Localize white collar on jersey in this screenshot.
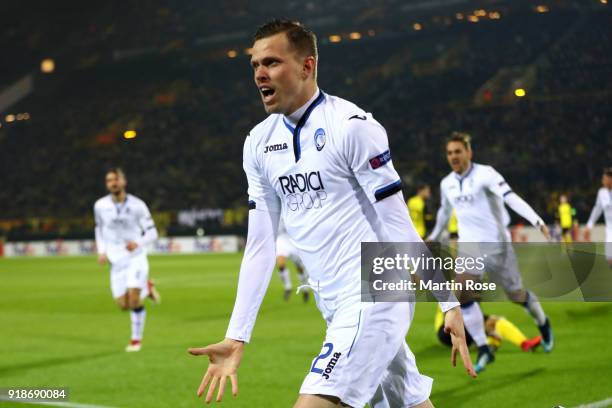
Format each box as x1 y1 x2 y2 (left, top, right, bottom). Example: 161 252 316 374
284 87 320 126
454 162 474 180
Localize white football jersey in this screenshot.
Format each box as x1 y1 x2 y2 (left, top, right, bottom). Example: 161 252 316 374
245 89 401 300
587 187 612 235
438 163 513 242
94 194 156 263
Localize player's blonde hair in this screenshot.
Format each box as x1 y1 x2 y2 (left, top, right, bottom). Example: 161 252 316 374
447 131 472 150
106 167 126 179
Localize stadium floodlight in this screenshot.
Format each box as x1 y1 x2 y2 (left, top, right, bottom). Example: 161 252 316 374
515 88 527 97
41 58 55 73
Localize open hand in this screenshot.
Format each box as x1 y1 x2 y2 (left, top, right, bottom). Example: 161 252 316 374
189 338 244 403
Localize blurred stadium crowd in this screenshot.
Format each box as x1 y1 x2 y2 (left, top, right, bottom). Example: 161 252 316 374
0 0 610 240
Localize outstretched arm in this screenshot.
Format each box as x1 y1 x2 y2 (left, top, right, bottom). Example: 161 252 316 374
483 166 549 240
504 192 550 240
189 132 281 403
189 208 279 402
225 209 280 342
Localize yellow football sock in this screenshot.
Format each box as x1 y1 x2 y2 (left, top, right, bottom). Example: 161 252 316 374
434 307 444 332
495 317 527 347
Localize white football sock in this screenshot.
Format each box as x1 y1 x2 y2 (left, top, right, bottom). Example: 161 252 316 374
524 291 547 326
279 267 292 290
130 307 146 341
461 302 488 347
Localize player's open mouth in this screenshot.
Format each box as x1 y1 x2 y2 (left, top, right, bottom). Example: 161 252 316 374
260 87 276 102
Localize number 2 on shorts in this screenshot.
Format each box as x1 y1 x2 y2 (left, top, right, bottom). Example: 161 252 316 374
310 342 333 374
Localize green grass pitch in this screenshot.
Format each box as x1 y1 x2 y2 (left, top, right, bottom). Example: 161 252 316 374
1 253 611 407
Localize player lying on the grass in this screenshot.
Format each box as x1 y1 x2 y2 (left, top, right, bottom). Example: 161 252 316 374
94 167 160 352
276 218 310 302
189 19 475 408
427 132 553 374
586 167 612 268
434 306 541 352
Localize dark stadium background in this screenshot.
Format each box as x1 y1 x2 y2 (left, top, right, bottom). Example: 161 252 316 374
0 0 610 241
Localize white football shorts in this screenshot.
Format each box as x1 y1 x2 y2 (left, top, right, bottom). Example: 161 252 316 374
300 295 432 407
110 253 149 299
455 242 524 293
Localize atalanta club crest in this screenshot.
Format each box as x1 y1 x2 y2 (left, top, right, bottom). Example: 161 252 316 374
314 128 326 151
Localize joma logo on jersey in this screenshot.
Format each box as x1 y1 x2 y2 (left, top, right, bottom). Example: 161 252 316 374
264 143 288 153
322 352 342 380
279 171 327 211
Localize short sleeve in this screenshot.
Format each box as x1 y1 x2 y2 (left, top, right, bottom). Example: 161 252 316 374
244 135 281 212
483 166 513 198
342 114 402 203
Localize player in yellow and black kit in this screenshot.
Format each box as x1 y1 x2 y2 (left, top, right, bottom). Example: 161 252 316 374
558 194 574 242
448 210 458 240
407 184 431 238
434 306 541 352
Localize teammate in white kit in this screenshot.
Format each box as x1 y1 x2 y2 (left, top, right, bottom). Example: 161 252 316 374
586 167 612 267
189 20 475 407
94 168 160 352
427 132 554 373
276 218 310 301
